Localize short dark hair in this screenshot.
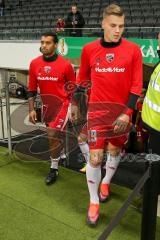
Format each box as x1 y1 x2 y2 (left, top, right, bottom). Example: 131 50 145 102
41 32 58 44
71 3 77 7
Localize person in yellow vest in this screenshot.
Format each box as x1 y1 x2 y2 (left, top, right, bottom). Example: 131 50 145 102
142 33 160 154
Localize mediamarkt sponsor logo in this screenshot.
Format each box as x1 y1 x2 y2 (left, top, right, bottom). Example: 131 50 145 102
95 67 125 72
37 76 58 81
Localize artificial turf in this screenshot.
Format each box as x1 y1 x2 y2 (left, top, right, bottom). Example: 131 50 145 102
0 147 160 240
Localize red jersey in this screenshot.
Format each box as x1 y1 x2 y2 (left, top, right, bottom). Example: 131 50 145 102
28 54 75 101
77 38 143 105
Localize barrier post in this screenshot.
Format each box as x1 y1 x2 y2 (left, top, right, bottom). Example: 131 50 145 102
141 154 160 240
5 70 12 155
0 97 5 138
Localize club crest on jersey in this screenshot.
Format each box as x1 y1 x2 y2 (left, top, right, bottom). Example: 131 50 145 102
106 53 114 63
44 66 51 73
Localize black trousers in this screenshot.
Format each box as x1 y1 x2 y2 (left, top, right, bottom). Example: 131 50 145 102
148 131 160 193
148 131 160 155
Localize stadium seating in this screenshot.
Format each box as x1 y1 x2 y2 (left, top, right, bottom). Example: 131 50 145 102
0 0 159 39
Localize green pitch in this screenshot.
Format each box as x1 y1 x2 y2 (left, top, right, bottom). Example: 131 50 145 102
0 147 159 240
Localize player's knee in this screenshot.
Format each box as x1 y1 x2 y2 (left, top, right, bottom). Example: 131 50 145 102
89 153 103 167
89 159 101 167
107 143 121 156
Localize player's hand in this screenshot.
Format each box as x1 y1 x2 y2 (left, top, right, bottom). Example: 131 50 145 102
113 113 130 134
70 104 79 123
29 110 37 124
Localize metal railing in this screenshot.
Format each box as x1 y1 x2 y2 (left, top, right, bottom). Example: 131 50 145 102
0 27 159 40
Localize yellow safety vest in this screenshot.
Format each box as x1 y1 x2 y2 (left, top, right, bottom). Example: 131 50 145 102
142 63 160 132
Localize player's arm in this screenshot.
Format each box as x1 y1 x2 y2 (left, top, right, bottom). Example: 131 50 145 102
28 62 38 124
71 45 91 123
64 62 78 122
77 45 91 85
114 45 143 133
127 44 143 108
73 45 91 106
65 62 76 85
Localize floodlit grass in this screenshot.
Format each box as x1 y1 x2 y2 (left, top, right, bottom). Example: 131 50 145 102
0 147 159 240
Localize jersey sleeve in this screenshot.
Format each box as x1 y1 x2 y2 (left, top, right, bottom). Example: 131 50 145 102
65 62 76 83
130 44 143 96
28 61 38 93
77 45 91 84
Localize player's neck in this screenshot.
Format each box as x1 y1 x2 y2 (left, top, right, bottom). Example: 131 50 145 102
43 53 58 62
100 38 122 48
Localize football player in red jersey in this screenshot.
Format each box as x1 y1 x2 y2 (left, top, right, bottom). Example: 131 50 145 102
73 4 143 225
28 32 76 185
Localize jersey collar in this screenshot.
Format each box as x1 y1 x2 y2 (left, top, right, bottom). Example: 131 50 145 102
43 53 58 62
100 38 122 48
